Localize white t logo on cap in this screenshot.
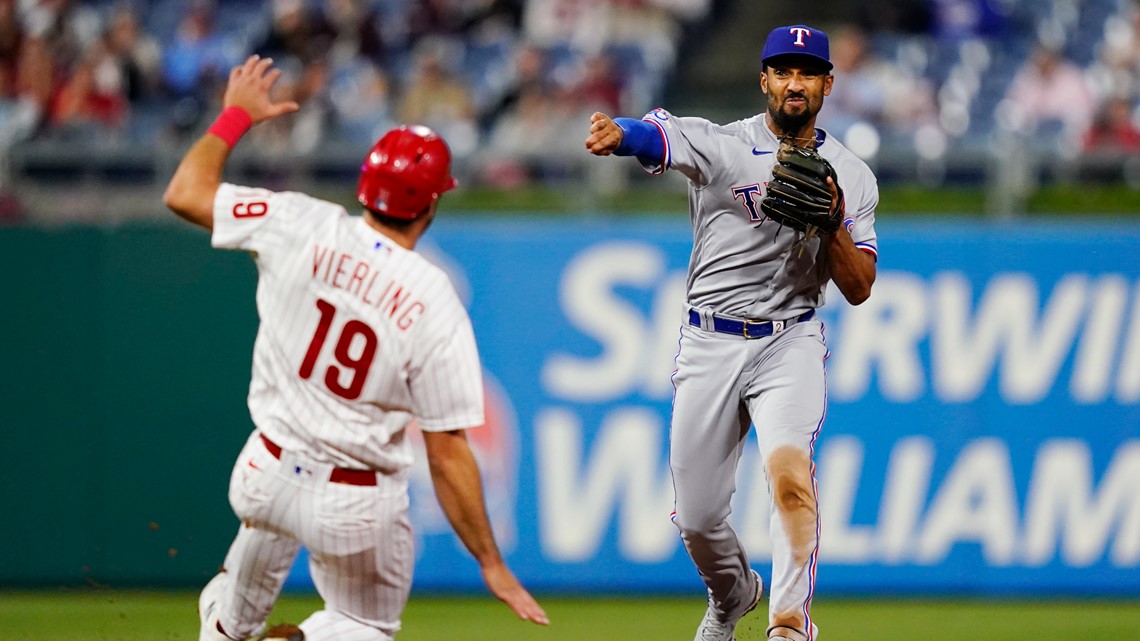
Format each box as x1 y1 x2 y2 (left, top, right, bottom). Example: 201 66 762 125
789 27 811 46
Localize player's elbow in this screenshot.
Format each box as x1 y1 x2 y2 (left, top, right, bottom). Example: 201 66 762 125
162 181 189 216
836 254 876 305
836 271 874 305
842 284 872 306
163 177 215 229
422 430 470 469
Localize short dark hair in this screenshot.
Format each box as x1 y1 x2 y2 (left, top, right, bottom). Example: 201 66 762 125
363 206 427 229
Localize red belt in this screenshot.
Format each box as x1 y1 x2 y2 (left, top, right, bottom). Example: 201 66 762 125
259 433 378 486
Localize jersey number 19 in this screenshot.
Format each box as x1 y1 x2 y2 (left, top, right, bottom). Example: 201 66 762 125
299 298 377 400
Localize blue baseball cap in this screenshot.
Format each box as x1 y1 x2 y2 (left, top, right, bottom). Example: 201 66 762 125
761 25 832 71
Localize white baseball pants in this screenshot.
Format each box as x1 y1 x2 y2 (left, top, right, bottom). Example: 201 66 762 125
203 432 413 641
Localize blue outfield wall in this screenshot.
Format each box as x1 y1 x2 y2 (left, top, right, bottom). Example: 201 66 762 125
1 219 1136 595
280 219 1140 596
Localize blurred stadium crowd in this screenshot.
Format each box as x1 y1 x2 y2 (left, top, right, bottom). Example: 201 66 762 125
0 0 711 190
828 0 1140 171
0 0 1138 220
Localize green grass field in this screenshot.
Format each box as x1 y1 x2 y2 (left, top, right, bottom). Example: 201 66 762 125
4 590 1139 641
306 183 1140 217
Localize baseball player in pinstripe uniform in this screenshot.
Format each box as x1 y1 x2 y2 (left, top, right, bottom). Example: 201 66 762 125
585 25 878 641
164 55 548 641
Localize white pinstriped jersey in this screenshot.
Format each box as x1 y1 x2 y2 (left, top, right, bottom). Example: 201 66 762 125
212 183 484 472
635 109 879 319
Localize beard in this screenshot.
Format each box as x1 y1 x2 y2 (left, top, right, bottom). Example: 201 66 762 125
767 93 815 133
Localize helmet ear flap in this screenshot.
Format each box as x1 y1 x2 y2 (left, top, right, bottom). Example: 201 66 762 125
357 125 457 220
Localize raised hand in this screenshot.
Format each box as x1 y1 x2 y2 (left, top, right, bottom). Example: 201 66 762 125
222 55 300 124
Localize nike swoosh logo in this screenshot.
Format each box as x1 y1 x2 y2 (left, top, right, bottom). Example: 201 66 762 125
752 148 772 155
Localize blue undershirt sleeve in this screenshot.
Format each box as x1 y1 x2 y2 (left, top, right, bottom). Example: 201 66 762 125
614 117 665 167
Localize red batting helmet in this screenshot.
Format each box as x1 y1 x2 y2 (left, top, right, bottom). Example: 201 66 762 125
357 125 458 219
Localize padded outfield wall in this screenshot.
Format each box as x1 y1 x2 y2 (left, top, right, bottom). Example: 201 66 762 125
1 219 1138 596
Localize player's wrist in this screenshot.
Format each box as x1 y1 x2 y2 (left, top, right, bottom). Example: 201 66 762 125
207 106 253 148
612 117 664 162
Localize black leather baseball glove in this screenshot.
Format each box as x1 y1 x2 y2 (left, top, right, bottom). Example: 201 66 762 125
760 142 844 234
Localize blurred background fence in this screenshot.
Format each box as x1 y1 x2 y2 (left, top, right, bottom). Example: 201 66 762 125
3 221 1140 597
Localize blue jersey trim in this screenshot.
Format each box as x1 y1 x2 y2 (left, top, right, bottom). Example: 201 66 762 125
645 117 670 174
854 241 878 258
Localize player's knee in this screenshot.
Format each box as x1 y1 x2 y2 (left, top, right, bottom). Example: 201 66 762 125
766 446 816 516
672 505 729 539
772 480 816 516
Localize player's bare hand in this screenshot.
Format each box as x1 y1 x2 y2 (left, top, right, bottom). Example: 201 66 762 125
222 55 300 124
586 111 623 156
482 562 549 626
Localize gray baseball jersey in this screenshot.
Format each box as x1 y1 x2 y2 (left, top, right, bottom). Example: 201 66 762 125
636 108 878 318
633 108 878 641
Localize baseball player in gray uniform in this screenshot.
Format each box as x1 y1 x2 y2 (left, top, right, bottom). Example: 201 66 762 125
164 56 548 641
585 25 878 641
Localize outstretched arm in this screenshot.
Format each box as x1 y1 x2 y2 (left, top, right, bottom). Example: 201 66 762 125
585 112 665 165
585 111 625 156
422 429 549 626
163 55 300 230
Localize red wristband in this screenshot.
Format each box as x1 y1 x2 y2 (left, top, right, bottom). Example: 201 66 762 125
207 106 253 148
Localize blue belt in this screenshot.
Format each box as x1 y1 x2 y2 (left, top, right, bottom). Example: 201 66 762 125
688 309 815 339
